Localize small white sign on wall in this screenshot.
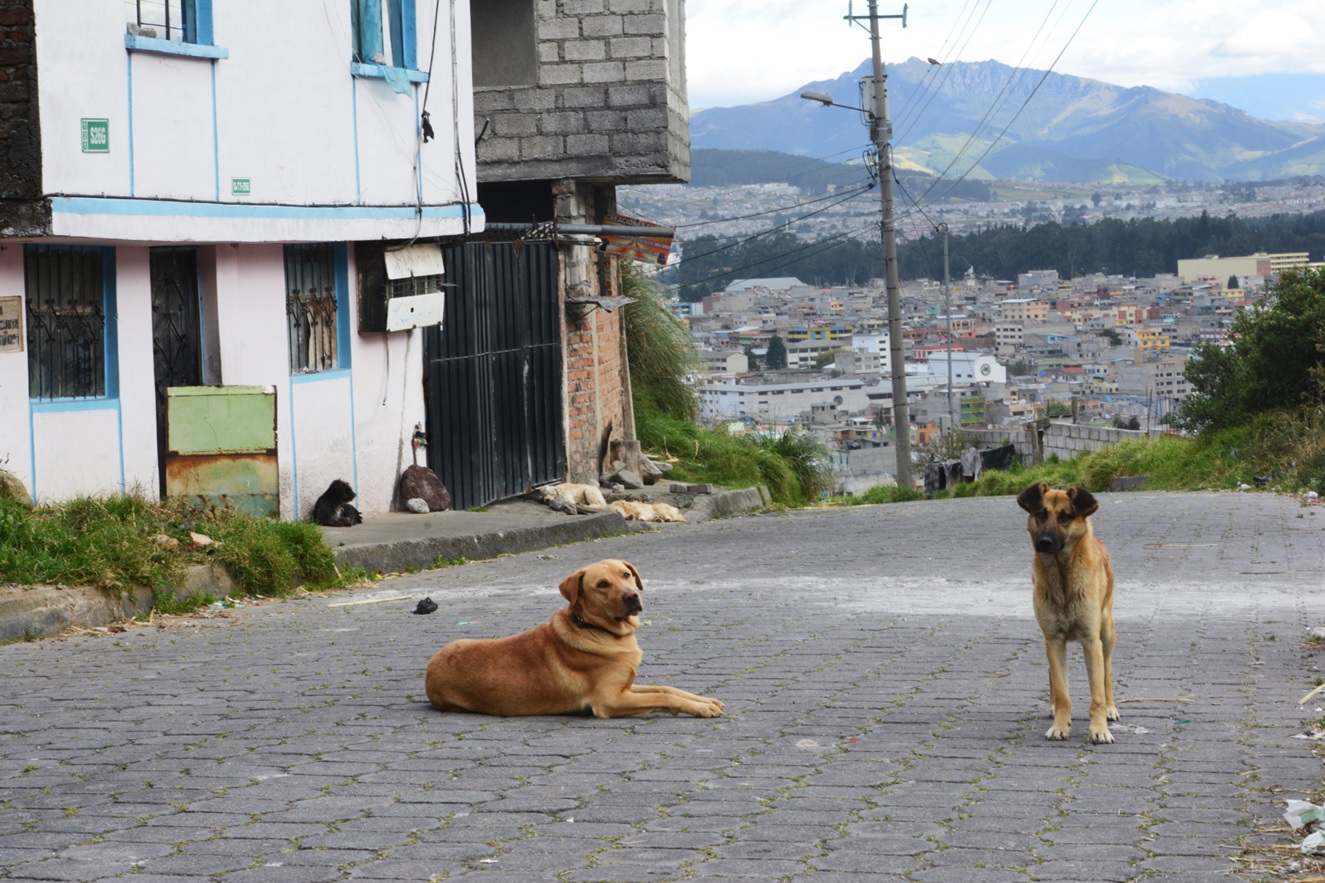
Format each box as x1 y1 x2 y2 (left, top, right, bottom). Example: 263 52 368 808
0 296 24 353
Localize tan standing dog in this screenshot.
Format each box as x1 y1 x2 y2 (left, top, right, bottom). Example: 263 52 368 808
424 559 725 718
1016 483 1119 744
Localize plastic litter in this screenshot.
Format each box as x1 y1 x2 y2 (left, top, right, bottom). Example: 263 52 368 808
1300 830 1325 855
1284 800 1325 830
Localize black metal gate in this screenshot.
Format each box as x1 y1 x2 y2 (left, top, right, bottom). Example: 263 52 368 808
425 241 563 510
150 247 202 499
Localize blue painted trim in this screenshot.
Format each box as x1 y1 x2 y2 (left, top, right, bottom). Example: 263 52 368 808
31 398 120 413
194 0 214 45
115 396 126 492
210 61 220 201
126 53 135 195
351 79 362 204
414 87 424 205
350 62 429 84
334 244 352 370
26 400 36 504
124 34 228 60
289 368 352 385
102 248 120 399
399 0 417 70
50 196 482 222
287 382 298 519
287 369 359 507
348 375 360 497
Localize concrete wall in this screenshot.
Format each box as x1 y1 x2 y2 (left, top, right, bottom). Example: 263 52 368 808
1 243 425 517
11 0 480 242
472 0 689 184
964 423 1164 466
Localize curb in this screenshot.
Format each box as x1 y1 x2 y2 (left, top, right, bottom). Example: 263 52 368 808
0 487 768 645
0 563 234 645
329 509 631 574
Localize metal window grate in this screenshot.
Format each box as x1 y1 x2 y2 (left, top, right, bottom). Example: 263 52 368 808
389 273 443 299
285 244 339 374
26 248 107 400
127 0 189 41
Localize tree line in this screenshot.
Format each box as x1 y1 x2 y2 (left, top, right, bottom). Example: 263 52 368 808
668 209 1325 302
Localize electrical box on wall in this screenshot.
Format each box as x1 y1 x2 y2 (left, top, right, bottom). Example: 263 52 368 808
357 242 446 333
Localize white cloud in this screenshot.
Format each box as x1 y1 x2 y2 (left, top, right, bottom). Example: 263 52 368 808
685 0 1325 109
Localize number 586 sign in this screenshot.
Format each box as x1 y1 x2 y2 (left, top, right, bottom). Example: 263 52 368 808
81 118 109 153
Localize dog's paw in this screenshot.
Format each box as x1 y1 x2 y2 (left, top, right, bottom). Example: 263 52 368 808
1045 724 1071 740
696 697 725 717
1106 706 1120 722
1089 726 1115 744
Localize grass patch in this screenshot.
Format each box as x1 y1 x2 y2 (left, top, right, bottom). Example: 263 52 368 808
0 493 356 599
835 413 1324 506
636 409 834 507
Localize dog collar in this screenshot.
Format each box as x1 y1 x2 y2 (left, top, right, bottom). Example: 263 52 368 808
571 612 616 634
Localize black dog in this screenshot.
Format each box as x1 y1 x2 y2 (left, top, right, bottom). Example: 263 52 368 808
312 479 362 527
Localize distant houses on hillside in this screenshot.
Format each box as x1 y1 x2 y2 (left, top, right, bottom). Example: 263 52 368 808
678 255 1290 489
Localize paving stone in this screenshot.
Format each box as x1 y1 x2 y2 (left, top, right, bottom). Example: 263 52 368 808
0 493 1320 880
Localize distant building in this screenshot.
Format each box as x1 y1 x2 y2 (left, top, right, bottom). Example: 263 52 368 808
699 349 749 375
724 277 807 293
1177 252 1308 283
1018 269 1060 290
698 376 870 421
1001 298 1050 322
925 352 1007 385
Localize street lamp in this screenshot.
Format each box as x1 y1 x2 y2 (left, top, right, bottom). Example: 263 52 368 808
938 222 954 431
799 5 914 489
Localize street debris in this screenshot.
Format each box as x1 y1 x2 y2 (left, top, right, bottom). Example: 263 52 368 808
326 594 412 608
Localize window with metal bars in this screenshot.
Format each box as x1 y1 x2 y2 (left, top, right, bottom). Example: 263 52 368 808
25 247 114 401
285 244 342 374
125 0 210 43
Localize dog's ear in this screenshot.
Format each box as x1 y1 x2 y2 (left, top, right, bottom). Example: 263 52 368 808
558 569 585 604
623 560 643 592
1016 482 1047 513
1067 487 1099 518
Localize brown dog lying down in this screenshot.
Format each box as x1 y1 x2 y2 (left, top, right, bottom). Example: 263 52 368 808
424 559 725 718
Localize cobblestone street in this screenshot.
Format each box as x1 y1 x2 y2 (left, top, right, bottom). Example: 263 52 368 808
2 492 1323 881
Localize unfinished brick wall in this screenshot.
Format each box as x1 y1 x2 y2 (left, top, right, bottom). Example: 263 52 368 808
563 301 627 484
557 179 630 484
0 2 48 235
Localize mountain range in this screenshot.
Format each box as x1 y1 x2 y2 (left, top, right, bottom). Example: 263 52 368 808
688 58 1325 184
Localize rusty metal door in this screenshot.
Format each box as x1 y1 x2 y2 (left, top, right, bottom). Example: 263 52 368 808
424 241 563 510
151 247 202 498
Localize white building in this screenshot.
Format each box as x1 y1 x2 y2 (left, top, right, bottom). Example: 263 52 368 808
924 352 1007 385
698 377 870 422
0 1 480 517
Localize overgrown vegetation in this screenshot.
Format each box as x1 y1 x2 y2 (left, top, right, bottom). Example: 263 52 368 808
1177 267 1325 434
0 494 354 598
622 263 834 507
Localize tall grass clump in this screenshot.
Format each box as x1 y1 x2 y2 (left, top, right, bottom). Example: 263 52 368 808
622 262 832 506
621 260 699 420
0 492 350 598
0 494 182 593
197 507 343 595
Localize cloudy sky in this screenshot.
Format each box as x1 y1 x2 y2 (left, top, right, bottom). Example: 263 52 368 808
684 0 1325 120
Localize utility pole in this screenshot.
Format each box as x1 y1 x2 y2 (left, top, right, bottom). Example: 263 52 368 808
940 222 953 431
853 0 913 488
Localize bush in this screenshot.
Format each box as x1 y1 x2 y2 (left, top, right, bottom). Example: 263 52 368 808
1178 267 1325 433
